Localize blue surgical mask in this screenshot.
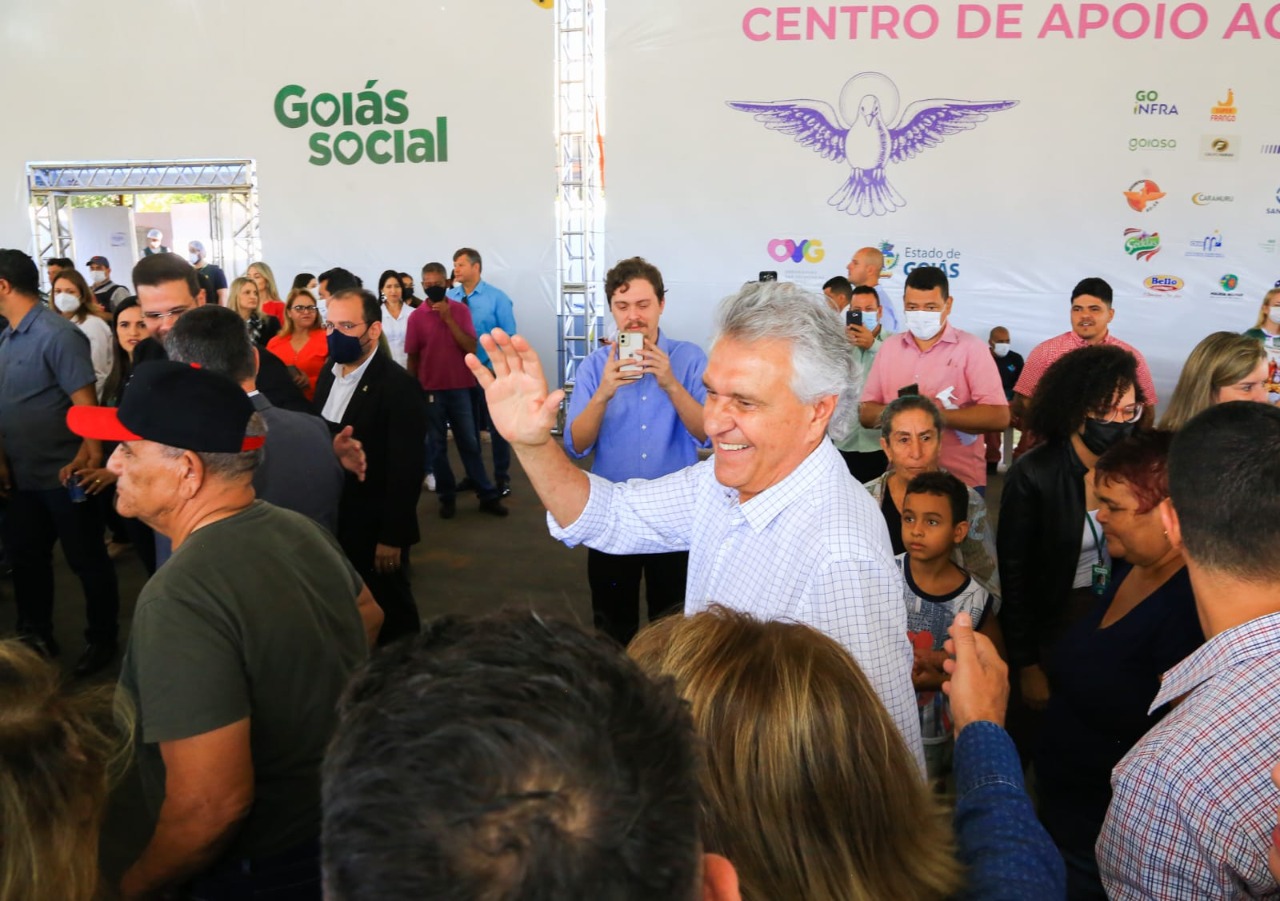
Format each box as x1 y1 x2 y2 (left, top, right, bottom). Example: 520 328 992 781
862 310 879 332
327 329 367 364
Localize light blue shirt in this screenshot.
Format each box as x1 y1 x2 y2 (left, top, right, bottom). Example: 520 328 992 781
448 279 516 367
565 331 708 482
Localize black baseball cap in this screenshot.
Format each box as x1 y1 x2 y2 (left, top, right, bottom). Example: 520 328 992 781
67 361 264 453
86 255 110 268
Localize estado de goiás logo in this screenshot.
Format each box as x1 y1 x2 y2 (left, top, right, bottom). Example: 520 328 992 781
274 81 447 167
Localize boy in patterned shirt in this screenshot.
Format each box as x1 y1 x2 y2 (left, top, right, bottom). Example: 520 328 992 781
899 471 1003 789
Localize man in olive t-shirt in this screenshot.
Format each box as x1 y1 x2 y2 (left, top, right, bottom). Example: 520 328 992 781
68 360 382 900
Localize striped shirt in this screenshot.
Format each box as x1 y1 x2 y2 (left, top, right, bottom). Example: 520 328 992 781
1097 612 1280 899
549 439 925 769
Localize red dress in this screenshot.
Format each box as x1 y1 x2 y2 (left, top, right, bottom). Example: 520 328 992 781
266 329 328 400
261 299 286 326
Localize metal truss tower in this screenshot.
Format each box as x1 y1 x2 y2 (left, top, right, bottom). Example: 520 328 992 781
554 0 606 387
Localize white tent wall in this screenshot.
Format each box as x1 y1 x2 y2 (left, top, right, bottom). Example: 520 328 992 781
606 1 1280 408
0 0 558 368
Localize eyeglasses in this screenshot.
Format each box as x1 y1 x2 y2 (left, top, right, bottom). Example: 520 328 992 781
141 306 193 323
290 305 318 313
324 321 367 335
1089 402 1144 424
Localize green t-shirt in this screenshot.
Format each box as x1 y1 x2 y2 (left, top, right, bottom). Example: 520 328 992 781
119 500 367 860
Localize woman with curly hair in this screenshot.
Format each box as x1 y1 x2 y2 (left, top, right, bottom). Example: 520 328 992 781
997 344 1145 754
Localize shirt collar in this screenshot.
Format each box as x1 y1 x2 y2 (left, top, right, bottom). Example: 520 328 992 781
735 440 837 532
1150 611 1280 711
330 349 378 383
8 301 50 336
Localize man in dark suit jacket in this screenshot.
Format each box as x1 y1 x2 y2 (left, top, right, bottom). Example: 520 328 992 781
315 288 428 645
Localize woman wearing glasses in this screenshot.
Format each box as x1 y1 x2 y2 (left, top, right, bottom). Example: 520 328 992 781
266 287 328 400
997 346 1146 751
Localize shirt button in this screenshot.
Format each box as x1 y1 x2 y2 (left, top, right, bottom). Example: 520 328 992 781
641 453 648 459
641 395 647 401
641 424 647 430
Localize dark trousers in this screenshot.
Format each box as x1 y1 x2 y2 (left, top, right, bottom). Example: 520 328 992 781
344 541 420 647
470 382 511 485
4 488 119 645
426 388 498 502
839 448 888 484
587 549 688 646
186 837 321 900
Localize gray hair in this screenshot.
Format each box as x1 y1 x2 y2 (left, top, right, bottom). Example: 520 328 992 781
712 281 862 443
159 412 266 480
879 395 944 440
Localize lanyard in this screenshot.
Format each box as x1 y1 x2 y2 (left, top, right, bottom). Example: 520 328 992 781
1085 510 1110 595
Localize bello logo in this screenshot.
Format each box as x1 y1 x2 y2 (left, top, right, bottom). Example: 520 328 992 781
1144 275 1184 293
1123 229 1161 261
273 81 447 167
767 239 825 263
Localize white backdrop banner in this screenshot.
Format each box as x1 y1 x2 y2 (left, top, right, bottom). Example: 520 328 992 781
0 0 558 366
606 1 1280 403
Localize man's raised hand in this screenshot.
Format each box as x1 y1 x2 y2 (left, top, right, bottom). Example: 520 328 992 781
466 329 564 448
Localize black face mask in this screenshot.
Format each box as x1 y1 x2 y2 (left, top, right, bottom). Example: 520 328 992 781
425 285 448 303
1081 418 1136 456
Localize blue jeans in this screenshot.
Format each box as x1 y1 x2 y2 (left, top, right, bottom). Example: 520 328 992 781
4 487 120 645
470 382 511 485
425 388 499 502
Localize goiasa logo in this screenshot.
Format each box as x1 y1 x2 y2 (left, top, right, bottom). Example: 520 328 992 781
273 81 448 167
767 239 825 264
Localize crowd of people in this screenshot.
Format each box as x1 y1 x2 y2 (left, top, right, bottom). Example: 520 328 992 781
1 239 1279 901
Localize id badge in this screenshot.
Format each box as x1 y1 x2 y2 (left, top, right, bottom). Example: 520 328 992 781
1091 563 1111 596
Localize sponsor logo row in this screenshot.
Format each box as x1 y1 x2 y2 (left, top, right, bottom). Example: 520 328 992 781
1123 181 1280 215
1129 88 1238 123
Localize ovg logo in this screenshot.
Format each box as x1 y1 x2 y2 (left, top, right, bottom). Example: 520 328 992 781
766 239 825 263
1124 179 1164 212
1133 90 1178 116
1123 229 1161 261
1144 275 1184 293
274 81 448 167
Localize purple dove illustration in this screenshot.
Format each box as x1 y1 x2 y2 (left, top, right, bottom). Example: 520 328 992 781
728 72 1018 217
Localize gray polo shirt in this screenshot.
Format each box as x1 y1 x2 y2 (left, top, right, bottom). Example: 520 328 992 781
0 303 95 490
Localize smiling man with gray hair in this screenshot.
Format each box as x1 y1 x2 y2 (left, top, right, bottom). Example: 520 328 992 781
467 280 922 766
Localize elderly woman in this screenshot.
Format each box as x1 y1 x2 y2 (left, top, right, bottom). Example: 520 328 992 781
228 276 281 347
998 345 1145 737
1160 331 1272 429
51 269 113 396
1035 430 1203 899
266 288 328 399
864 394 998 596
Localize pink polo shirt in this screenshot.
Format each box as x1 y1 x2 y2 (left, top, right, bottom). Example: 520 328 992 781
1013 331 1159 406
404 301 478 391
861 324 1008 488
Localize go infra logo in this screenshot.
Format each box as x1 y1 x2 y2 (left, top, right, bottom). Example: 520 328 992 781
767 238 825 264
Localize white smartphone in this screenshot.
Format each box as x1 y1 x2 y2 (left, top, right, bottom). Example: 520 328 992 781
617 331 644 378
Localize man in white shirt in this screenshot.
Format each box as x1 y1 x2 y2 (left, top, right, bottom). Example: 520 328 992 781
466 281 923 765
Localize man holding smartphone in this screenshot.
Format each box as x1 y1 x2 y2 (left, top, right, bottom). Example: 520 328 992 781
829 283 892 482
564 257 709 644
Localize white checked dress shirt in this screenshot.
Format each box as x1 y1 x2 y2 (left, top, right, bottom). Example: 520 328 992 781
550 439 924 767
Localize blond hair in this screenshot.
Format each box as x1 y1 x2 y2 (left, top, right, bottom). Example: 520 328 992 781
1159 331 1267 430
629 608 962 901
1252 287 1280 330
227 276 260 321
246 261 282 304
0 641 133 901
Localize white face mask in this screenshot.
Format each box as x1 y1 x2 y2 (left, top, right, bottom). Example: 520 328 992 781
1269 306 1280 325
993 342 1011 357
88 269 106 285
188 253 201 265
905 310 943 341
53 292 81 313
862 310 879 332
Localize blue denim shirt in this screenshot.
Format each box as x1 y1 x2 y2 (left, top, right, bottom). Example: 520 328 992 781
0 303 95 490
953 721 1066 899
448 279 516 367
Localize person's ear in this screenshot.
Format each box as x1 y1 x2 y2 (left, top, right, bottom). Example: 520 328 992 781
177 450 205 497
1158 498 1182 551
702 853 741 901
810 394 837 437
954 520 970 544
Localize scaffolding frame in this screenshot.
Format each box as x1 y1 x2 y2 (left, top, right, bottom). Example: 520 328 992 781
554 0 606 387
27 159 261 281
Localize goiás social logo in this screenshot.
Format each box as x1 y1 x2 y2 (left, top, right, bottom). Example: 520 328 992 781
274 81 447 167
1143 275 1184 293
767 239 825 264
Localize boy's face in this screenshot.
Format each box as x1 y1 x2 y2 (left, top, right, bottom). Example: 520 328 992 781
901 491 968 561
